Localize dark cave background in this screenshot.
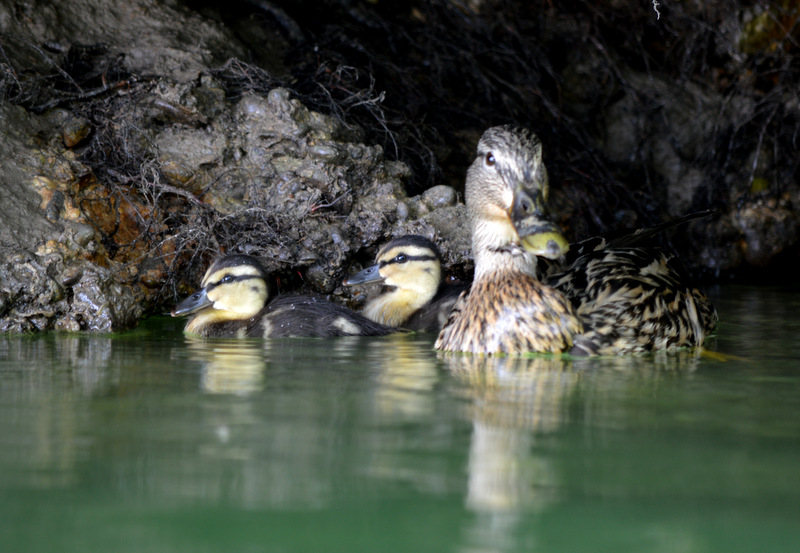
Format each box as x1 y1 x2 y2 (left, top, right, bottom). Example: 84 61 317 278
182 0 800 281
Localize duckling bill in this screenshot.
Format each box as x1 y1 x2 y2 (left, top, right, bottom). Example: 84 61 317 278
540 213 719 356
172 254 397 338
343 235 467 332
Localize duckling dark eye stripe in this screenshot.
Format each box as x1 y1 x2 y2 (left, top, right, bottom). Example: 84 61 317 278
379 254 437 268
209 274 259 289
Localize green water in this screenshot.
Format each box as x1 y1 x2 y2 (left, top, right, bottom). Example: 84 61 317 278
1 284 799 553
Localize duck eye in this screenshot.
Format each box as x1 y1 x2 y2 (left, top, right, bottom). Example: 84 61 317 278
395 254 408 263
485 152 495 167
220 274 234 284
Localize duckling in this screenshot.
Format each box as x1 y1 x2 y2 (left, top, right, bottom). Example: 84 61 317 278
343 235 468 332
172 254 397 338
434 125 717 356
543 211 719 356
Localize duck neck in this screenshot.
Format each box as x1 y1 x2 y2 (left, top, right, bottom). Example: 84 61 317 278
470 218 539 281
185 309 249 336
364 285 436 327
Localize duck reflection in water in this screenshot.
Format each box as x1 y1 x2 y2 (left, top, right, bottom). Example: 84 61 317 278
446 349 706 553
184 337 266 395
445 355 578 514
367 333 441 421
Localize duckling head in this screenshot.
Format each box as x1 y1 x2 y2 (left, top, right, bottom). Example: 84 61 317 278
172 254 269 334
466 125 569 277
343 235 442 327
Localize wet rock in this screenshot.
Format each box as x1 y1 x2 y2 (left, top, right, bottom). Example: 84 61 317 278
59 264 85 288
0 0 248 83
60 267 145 332
735 203 800 267
0 0 251 333
148 83 428 300
598 70 736 218
61 114 92 148
421 185 458 210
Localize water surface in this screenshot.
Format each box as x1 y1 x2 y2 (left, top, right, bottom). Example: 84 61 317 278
1 284 799 552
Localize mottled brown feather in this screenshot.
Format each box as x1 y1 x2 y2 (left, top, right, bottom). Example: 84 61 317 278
435 271 582 354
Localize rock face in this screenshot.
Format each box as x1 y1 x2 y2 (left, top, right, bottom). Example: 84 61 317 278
0 100 144 332
1 0 798 332
0 75 469 331
0 0 469 332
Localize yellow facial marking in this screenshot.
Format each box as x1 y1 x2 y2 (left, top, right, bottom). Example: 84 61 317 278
202 264 268 319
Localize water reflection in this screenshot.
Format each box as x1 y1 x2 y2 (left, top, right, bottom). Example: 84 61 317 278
443 355 574 510
185 337 266 394
443 348 712 553
573 348 705 373
440 355 576 553
0 333 117 490
369 334 439 420
3 286 800 553
0 333 115 397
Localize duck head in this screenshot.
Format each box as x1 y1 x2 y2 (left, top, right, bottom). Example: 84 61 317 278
343 235 443 325
344 235 442 294
172 254 269 334
466 125 568 274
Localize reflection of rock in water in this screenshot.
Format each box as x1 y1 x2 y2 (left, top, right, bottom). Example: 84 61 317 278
0 333 116 489
185 337 266 395
443 355 578 552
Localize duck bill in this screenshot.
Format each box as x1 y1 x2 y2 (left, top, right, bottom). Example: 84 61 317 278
510 187 569 260
517 218 570 259
171 287 213 317
343 264 384 286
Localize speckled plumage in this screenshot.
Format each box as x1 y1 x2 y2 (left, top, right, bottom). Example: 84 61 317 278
437 270 582 354
545 227 719 355
435 125 717 356
172 254 396 338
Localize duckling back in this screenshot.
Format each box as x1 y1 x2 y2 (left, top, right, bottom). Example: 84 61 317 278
258 294 397 338
403 283 466 333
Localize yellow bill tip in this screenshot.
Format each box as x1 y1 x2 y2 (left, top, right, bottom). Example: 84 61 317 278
521 231 569 259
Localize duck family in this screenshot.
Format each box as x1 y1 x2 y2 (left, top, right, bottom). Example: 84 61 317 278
173 125 717 355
